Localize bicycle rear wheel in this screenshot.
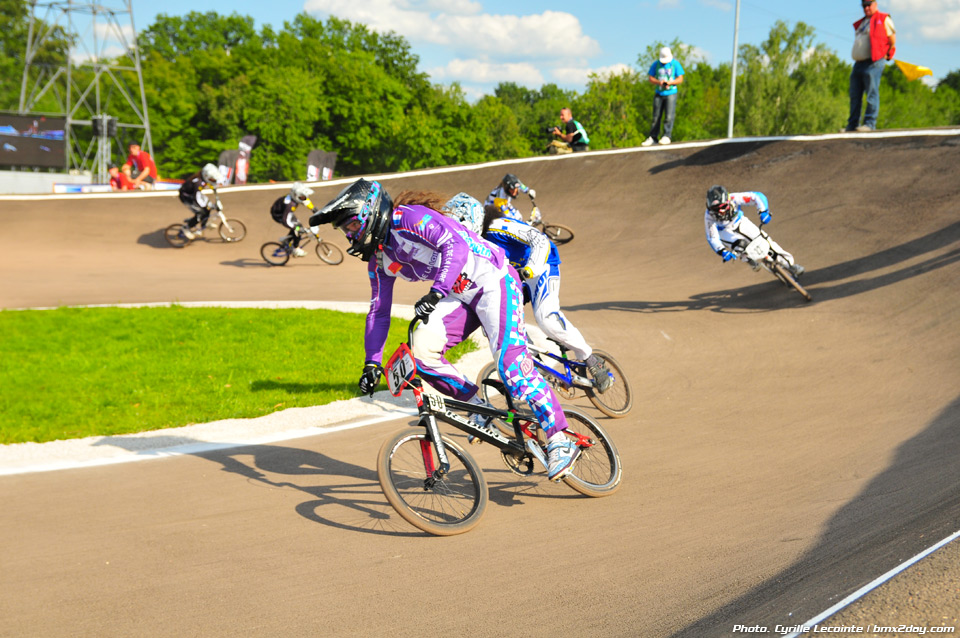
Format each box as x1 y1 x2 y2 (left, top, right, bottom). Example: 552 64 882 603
560 407 622 497
164 224 189 248
584 349 634 418
260 242 290 266
542 223 574 245
377 428 488 536
316 240 344 265
772 263 812 302
218 218 246 242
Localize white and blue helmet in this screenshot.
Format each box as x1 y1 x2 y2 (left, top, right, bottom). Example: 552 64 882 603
442 192 485 235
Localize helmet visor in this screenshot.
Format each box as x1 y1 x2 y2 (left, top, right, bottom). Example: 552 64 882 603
709 201 732 217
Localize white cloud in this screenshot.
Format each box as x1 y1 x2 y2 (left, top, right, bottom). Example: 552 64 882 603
700 0 732 10
302 1 600 60
94 22 135 45
657 0 681 7
428 58 545 87
552 63 634 86
888 0 960 41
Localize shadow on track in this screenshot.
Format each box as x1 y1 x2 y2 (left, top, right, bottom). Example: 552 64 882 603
649 140 777 175
567 220 960 314
669 394 960 636
93 435 423 537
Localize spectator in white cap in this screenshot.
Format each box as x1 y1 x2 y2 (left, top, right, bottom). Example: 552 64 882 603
641 46 685 147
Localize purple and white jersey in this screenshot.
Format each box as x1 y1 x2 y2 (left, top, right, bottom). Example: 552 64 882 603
364 204 506 363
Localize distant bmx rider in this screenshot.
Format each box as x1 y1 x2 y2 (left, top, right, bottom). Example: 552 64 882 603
705 185 804 277
177 163 222 239
270 183 318 257
485 173 540 224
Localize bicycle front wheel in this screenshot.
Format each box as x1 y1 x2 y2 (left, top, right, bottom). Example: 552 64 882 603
584 349 634 418
377 428 488 536
218 218 246 242
260 242 290 266
542 223 574 245
164 224 189 248
316 240 344 265
772 263 812 302
560 407 622 497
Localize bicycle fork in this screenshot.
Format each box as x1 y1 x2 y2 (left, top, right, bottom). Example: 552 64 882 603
418 412 451 489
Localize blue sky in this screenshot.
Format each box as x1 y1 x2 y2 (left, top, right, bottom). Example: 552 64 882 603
120 0 956 97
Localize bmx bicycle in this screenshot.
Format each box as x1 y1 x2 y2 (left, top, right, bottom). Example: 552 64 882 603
730 224 811 302
376 319 622 535
260 228 344 266
164 197 246 248
476 336 633 419
529 198 574 245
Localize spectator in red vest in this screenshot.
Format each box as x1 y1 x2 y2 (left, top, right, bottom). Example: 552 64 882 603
108 165 134 191
126 143 157 189
845 0 896 133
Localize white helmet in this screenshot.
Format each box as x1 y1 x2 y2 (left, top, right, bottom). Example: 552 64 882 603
442 192 484 235
201 163 221 184
290 182 314 203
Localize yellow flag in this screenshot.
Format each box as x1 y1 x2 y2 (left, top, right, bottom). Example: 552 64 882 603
895 60 933 82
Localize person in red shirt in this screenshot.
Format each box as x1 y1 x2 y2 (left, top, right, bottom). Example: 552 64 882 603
126 143 157 189
108 165 134 191
845 0 896 132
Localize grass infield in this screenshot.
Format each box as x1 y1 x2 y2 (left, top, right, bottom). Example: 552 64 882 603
0 306 478 445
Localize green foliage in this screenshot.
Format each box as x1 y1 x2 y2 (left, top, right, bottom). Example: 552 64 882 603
1 2 958 178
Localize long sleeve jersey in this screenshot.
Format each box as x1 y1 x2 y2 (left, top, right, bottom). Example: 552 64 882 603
483 217 560 280
704 191 769 254
485 180 531 207
364 204 506 363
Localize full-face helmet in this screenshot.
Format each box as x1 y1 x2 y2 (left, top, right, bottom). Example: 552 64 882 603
706 185 734 221
502 173 521 197
441 192 484 235
313 179 393 261
290 182 314 204
201 163 222 185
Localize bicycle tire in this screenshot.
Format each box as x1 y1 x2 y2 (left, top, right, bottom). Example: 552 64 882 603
218 218 246 242
560 407 622 497
583 349 634 418
164 224 190 248
377 428 488 536
772 263 812 302
260 242 290 266
542 223 574 245
316 240 344 265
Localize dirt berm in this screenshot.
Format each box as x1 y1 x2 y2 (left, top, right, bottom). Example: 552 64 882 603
1 132 958 637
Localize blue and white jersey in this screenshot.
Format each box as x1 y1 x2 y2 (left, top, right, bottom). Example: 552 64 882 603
484 216 560 278
704 191 769 254
485 179 531 207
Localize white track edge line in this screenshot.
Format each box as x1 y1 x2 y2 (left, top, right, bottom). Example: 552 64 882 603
3 128 958 201
0 410 418 477
783 528 960 637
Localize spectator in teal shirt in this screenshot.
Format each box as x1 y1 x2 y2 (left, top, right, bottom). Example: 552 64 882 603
642 47 685 147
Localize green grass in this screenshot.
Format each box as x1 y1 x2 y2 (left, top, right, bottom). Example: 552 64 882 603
0 306 478 445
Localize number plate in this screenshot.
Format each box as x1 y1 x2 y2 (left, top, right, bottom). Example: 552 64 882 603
385 344 416 396
427 394 446 412
743 235 770 261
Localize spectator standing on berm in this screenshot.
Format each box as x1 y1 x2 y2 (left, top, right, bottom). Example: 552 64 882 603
846 0 896 133
642 46 685 147
551 108 590 152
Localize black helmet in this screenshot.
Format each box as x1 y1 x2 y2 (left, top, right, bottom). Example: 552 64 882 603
706 185 733 220
311 179 393 261
502 173 521 194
